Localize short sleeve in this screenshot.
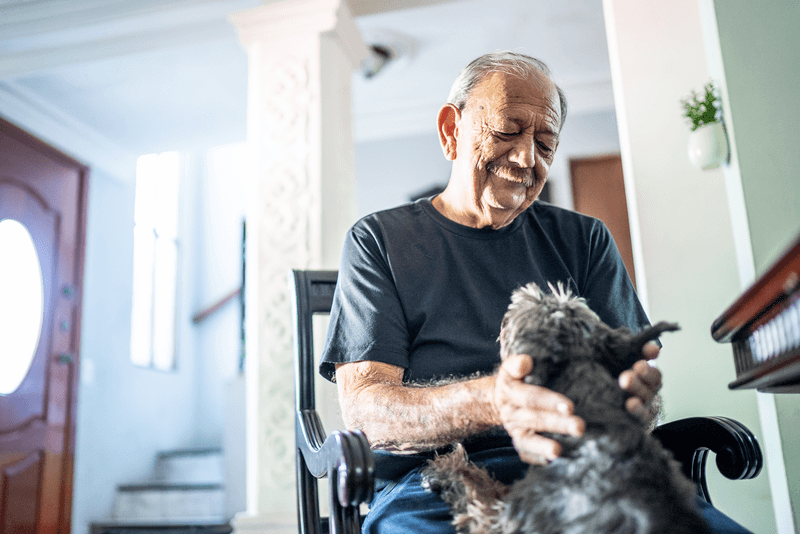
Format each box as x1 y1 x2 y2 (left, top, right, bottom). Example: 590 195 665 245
319 222 412 382
581 221 652 334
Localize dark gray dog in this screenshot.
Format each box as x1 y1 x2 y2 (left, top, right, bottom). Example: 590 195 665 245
421 282 710 534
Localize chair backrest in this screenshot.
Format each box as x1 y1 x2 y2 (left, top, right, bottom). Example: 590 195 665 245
291 270 338 418
290 270 373 534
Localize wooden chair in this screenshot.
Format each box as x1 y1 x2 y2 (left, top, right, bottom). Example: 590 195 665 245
652 416 762 504
290 270 373 534
289 269 763 533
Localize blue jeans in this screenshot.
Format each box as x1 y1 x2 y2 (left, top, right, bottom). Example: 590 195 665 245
363 447 752 534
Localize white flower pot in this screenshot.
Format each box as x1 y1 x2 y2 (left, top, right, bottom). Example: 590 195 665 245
688 122 729 170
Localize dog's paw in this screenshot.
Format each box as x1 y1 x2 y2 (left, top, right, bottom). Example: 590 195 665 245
421 443 469 493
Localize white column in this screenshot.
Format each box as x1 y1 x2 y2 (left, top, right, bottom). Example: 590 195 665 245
229 1 365 531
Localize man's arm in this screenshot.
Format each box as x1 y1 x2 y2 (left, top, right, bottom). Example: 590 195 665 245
335 361 498 454
335 358 585 462
336 343 663 464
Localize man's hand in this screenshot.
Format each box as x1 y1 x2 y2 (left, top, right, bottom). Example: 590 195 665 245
494 354 585 465
618 341 662 424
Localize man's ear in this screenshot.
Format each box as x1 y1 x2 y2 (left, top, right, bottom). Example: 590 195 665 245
437 104 460 161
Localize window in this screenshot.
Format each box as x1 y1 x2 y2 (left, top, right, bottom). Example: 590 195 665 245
130 152 180 371
0 219 44 394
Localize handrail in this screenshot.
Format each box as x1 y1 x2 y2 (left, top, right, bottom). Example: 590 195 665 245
191 287 241 324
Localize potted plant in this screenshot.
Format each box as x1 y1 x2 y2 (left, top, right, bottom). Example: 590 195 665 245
681 82 729 170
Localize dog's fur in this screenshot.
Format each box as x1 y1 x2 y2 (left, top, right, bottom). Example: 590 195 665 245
421 283 710 534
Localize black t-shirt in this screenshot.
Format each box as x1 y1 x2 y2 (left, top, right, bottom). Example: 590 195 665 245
320 198 651 482
321 198 649 381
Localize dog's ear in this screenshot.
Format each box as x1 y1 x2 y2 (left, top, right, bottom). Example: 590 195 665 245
637 321 680 343
594 327 639 377
594 322 680 377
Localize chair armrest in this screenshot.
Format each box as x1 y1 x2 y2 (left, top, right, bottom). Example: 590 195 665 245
652 416 763 504
296 409 375 508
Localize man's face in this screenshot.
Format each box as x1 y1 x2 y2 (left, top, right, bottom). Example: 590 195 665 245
451 71 561 224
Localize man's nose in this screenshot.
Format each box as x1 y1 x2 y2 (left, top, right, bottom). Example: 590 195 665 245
507 137 535 168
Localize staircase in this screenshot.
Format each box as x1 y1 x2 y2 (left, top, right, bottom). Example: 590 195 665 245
91 449 232 534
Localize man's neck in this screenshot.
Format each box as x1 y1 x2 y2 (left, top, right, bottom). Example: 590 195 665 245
432 188 521 230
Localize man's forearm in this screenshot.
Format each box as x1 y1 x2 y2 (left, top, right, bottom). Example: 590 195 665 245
336 364 500 453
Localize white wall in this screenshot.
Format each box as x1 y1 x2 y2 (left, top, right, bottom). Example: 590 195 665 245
603 0 774 531
355 131 450 218
186 144 248 447
186 144 249 519
73 163 201 533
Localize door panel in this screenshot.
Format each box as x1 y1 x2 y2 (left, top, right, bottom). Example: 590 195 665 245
2 450 43 534
0 118 88 534
570 154 637 289
0 182 57 434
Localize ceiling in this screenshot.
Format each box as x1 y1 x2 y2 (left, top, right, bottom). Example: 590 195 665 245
0 0 614 157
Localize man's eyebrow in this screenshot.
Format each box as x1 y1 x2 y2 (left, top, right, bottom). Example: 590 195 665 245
539 126 559 137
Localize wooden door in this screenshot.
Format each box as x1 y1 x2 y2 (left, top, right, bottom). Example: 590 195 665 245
570 155 636 289
0 118 88 534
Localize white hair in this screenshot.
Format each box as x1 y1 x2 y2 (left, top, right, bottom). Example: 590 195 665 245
447 51 568 132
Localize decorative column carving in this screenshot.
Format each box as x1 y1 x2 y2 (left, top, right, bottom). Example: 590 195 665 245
229 1 365 531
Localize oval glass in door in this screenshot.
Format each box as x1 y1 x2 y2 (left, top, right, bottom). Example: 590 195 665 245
0 218 44 395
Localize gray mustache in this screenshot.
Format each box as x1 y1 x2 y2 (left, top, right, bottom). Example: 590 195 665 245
486 162 534 185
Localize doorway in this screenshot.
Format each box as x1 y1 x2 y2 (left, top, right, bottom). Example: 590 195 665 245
0 118 88 534
570 154 636 289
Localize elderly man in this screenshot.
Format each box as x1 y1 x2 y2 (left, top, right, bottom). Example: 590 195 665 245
320 52 750 534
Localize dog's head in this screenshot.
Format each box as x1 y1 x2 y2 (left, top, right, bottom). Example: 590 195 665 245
499 282 603 364
499 282 679 389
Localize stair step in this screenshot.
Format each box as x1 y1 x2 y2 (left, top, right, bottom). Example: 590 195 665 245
91 523 232 534
153 448 224 485
112 483 225 524
118 483 223 492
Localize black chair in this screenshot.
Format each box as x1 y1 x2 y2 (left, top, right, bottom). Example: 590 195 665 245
290 270 373 534
290 269 763 533
651 416 762 504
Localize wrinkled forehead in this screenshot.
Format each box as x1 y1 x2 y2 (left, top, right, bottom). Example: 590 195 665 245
465 70 561 124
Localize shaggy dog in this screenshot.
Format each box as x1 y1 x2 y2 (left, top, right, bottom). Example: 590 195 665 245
421 283 710 534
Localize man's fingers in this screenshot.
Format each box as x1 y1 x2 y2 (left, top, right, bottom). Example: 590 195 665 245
621 362 663 424
619 371 652 404
503 407 585 437
642 341 660 361
619 361 662 402
496 354 586 462
626 396 660 423
625 397 646 419
501 353 533 379
634 360 662 389
498 357 576 414
499 379 576 416
511 430 562 464
624 360 662 389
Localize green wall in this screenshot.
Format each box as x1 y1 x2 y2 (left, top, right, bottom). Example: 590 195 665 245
713 0 800 529
714 1 800 270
